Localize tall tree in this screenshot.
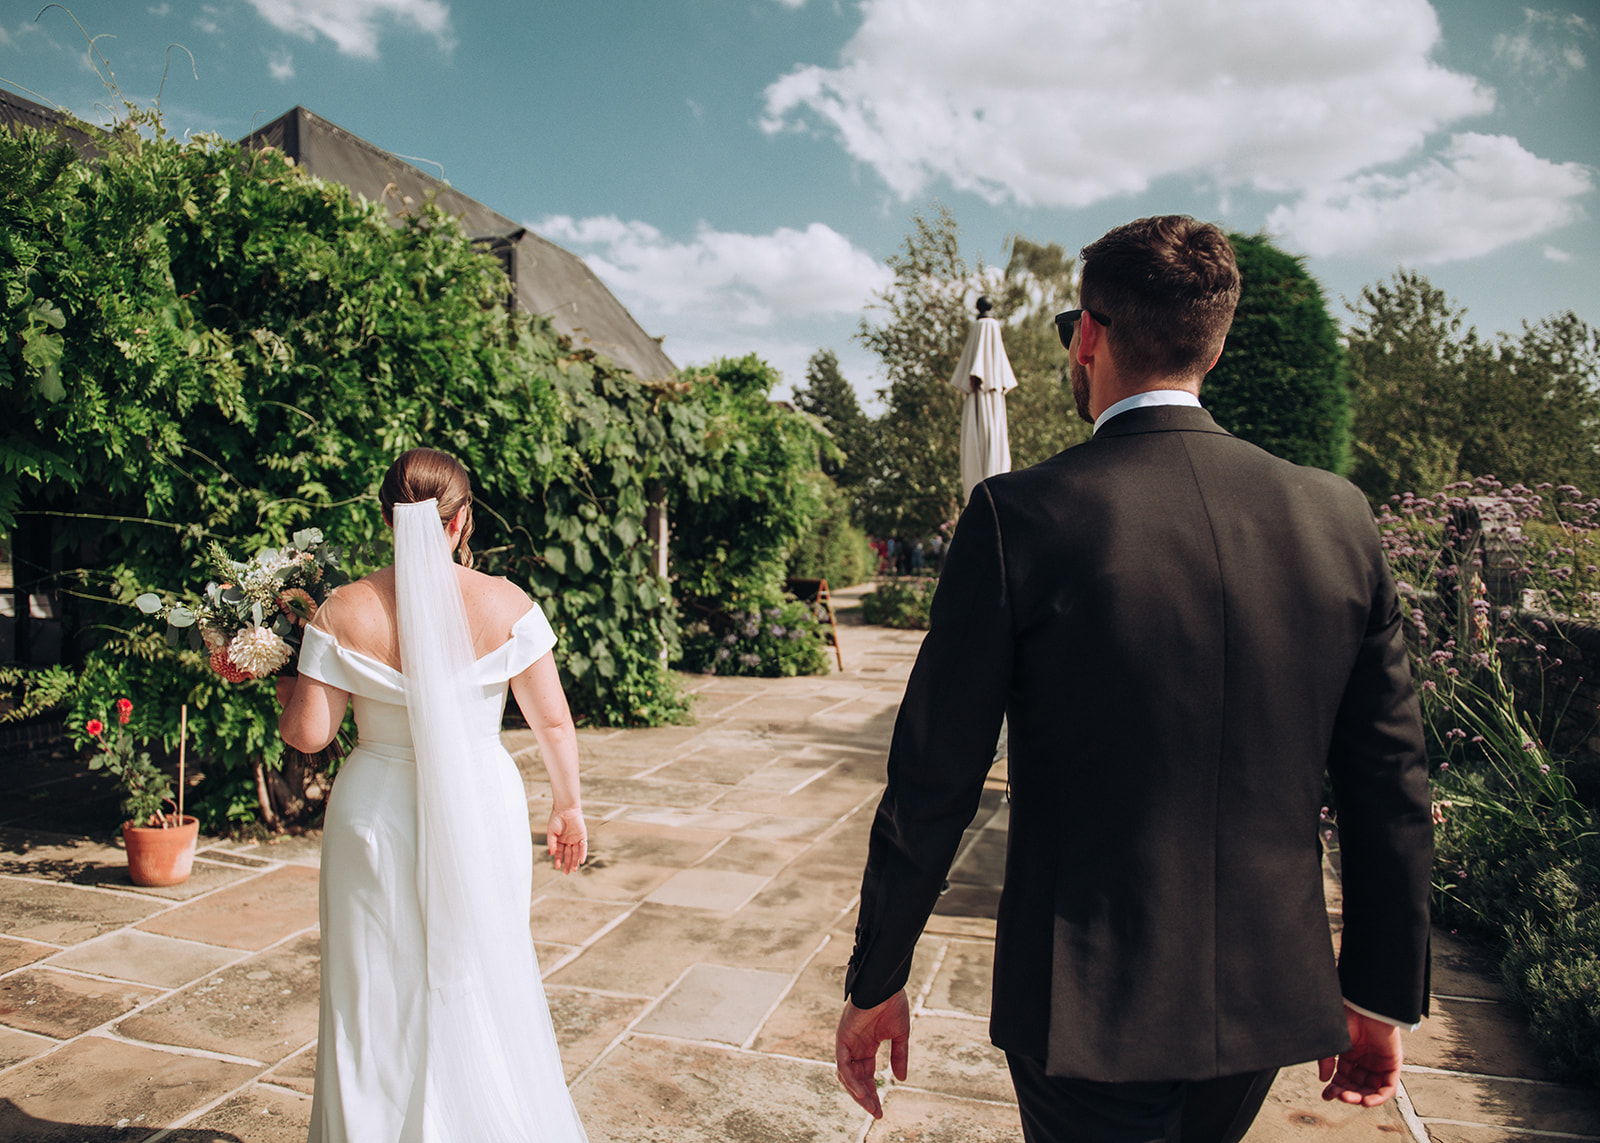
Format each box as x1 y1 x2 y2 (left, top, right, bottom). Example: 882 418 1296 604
856 205 970 537
1205 233 1350 473
990 235 1090 468
793 348 872 493
1346 271 1600 501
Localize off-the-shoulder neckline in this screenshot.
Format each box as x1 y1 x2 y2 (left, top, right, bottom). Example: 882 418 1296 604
305 605 542 678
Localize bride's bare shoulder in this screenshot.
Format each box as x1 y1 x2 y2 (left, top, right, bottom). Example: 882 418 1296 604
312 569 396 649
456 567 533 631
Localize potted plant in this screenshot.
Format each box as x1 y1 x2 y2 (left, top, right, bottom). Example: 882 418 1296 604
84 697 197 887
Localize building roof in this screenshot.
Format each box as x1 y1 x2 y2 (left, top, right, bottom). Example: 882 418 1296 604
0 93 676 382
0 88 106 159
242 106 676 382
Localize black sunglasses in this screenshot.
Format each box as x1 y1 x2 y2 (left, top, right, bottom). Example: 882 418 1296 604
1054 308 1112 349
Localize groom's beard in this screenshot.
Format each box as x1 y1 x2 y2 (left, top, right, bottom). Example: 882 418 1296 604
1071 358 1092 424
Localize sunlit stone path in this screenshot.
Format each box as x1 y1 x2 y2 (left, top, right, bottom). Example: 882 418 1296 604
0 585 1591 1141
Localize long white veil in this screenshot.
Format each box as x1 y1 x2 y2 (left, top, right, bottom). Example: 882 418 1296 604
393 500 586 1141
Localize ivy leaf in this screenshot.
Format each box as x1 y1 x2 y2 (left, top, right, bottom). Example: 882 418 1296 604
20 326 65 402
543 546 567 576
31 299 65 329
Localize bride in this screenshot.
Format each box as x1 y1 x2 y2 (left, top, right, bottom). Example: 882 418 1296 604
278 448 589 1141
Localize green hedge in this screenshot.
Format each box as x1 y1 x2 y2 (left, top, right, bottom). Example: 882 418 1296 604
2 111 831 828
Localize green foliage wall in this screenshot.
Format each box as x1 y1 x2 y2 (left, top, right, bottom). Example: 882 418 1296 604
2 117 834 826
1205 233 1350 473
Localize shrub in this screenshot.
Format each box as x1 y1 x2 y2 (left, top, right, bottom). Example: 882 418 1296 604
787 477 876 590
1380 476 1600 1088
678 596 830 678
860 578 937 629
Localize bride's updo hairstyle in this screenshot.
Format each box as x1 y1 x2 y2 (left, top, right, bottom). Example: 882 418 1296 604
379 448 476 569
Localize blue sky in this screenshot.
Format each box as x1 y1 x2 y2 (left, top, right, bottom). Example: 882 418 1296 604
4 0 1597 410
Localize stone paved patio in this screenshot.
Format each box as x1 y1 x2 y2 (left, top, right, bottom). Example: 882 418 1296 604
0 584 1594 1141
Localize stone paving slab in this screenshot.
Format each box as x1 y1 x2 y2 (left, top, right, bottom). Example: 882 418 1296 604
643 867 770 912
136 867 319 951
0 879 162 945
750 936 852 1063
263 1043 316 1097
698 835 805 876
871 1087 1024 1142
528 895 631 946
0 968 162 1039
923 937 996 1017
1408 997 1552 1080
0 936 53 974
0 1035 258 1136
0 1026 55 1071
546 987 651 1083
1430 931 1508 1002
183 1082 311 1142
1403 1070 1600 1136
46 930 241 990
547 903 822 996
634 963 792 1046
900 1013 1015 1104
1248 1062 1410 1139
570 1035 867 1143
116 932 320 1065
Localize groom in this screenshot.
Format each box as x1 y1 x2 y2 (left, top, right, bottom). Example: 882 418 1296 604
836 216 1432 1142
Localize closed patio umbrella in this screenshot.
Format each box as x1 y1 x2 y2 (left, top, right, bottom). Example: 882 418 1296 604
949 296 1018 504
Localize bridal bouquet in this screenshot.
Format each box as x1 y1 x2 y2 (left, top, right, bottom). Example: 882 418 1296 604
136 528 356 682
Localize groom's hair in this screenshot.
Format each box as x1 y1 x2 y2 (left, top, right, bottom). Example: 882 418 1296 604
1079 215 1240 383
380 448 476 569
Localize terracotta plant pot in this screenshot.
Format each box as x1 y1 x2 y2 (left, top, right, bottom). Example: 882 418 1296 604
123 815 199 887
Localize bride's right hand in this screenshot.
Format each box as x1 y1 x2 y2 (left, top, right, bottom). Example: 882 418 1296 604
546 807 587 875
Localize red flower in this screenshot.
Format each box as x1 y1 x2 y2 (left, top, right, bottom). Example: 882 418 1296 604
208 647 254 683
116 697 133 725
86 719 105 737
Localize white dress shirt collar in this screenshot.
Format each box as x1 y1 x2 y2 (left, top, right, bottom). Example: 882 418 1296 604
1093 389 1202 435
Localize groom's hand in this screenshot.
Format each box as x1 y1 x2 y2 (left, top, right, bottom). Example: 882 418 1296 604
1319 1007 1404 1106
835 990 910 1119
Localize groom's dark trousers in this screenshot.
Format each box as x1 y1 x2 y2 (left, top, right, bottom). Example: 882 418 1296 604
844 407 1432 1140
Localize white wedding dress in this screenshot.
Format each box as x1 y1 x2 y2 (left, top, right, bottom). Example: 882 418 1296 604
297 511 586 1142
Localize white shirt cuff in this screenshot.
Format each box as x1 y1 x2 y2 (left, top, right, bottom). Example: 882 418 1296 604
1344 998 1421 1032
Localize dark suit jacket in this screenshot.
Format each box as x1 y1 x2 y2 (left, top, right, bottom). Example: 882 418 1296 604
845 406 1432 1082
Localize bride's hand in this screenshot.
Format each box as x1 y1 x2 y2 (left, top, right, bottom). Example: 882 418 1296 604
546 807 587 875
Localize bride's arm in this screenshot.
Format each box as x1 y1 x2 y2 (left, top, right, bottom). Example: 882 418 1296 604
510 652 586 874
278 672 349 753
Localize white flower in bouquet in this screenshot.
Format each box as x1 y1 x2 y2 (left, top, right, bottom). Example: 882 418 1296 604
201 625 228 651
229 625 293 676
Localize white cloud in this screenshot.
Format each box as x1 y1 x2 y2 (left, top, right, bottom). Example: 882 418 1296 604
532 215 893 327
268 49 295 81
761 0 1493 209
1544 245 1575 263
1494 9 1593 79
245 0 452 59
1266 133 1594 263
